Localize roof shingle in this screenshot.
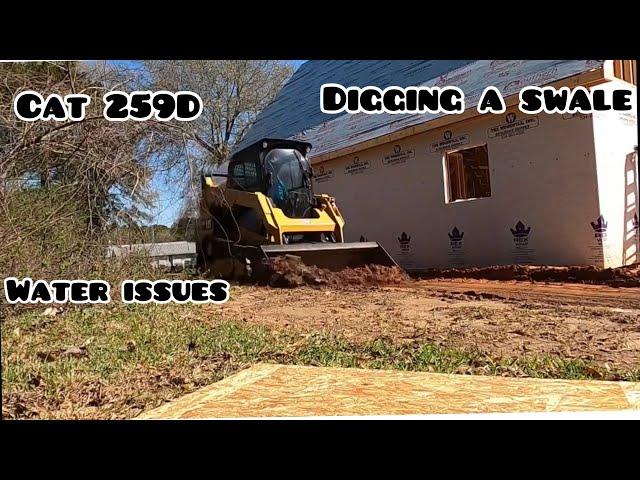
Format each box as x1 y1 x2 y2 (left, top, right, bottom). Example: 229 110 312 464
236 60 604 159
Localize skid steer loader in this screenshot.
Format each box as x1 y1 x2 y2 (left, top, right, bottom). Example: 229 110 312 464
196 138 397 279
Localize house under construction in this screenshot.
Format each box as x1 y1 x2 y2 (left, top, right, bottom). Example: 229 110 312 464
237 60 638 270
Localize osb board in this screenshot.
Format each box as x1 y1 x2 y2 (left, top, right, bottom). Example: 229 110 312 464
138 365 640 419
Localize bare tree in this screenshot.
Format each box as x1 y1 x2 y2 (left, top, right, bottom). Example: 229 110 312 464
0 60 293 242
143 60 294 165
140 60 294 226
0 61 159 232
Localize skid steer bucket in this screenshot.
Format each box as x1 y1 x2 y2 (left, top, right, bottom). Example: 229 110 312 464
259 242 398 271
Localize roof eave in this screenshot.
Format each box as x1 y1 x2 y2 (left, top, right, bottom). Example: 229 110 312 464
310 66 610 166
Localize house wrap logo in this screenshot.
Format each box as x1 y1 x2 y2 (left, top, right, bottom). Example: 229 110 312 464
398 232 411 253
587 214 608 264
430 130 470 152
383 144 415 166
562 112 592 121
448 227 464 250
510 220 531 247
510 220 535 264
590 214 608 244
344 155 370 175
447 226 466 266
488 112 539 139
313 164 335 183
617 111 637 127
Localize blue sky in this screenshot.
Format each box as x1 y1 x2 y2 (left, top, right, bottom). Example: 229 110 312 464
105 60 306 226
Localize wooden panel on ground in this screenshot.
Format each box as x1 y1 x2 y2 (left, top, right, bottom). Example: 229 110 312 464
138 364 640 419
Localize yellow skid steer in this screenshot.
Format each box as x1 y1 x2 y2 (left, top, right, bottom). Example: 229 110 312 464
196 138 396 279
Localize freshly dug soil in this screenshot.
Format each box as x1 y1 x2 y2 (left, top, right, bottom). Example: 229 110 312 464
260 256 639 288
216 279 640 370
415 263 640 287
262 255 410 288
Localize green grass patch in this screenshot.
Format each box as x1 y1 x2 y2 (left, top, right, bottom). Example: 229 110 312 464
2 303 638 419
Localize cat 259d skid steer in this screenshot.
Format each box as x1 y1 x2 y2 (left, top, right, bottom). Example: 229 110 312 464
196 138 397 279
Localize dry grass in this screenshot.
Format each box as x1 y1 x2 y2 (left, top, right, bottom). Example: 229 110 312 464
3 293 638 419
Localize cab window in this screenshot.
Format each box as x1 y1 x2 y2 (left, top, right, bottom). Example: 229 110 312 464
229 161 260 191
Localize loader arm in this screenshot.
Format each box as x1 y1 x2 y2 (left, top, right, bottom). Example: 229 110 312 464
197 139 398 277
220 187 344 245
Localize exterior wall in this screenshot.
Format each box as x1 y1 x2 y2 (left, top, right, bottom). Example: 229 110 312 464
312 106 604 269
591 80 639 267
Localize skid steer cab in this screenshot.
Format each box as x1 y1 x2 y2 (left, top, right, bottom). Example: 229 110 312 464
197 138 397 279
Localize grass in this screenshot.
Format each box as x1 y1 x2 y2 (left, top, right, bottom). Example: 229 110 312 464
2 303 639 419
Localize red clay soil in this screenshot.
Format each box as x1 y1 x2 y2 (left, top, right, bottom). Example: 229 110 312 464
217 280 640 368
415 263 640 288
262 255 410 288
261 255 640 289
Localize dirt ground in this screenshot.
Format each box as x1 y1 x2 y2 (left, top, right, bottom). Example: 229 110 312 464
3 266 639 419
215 278 640 369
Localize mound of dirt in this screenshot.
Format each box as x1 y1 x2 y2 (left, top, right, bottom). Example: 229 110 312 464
416 263 640 287
260 255 639 288
262 255 410 288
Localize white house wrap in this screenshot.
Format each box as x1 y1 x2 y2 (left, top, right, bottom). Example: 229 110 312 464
238 60 638 269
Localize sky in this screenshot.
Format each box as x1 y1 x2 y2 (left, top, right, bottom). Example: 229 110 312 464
136 60 307 226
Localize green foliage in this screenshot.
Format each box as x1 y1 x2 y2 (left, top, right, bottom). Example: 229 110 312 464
0 186 162 321
0 186 89 278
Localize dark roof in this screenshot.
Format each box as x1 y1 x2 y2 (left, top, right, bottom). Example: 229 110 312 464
236 60 604 159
